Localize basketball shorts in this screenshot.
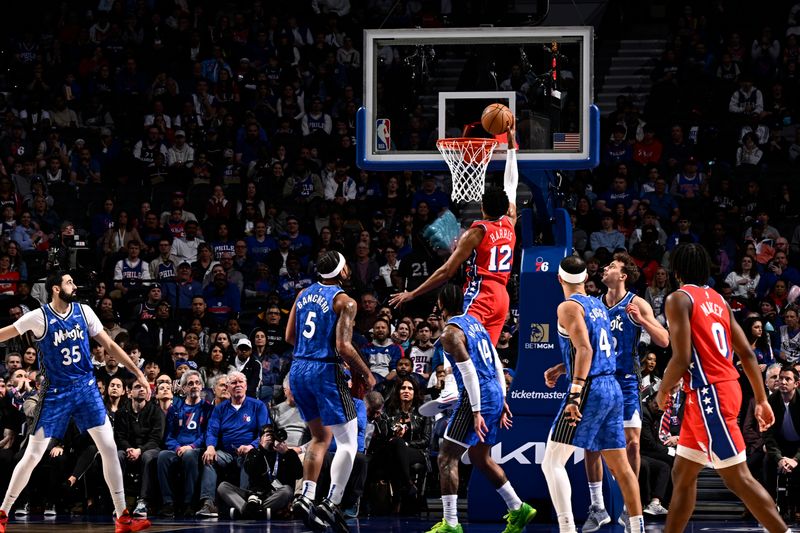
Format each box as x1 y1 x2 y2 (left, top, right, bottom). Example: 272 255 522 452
463 280 509 346
617 374 642 429
677 380 746 468
36 376 107 439
444 381 503 448
289 359 356 426
549 375 625 451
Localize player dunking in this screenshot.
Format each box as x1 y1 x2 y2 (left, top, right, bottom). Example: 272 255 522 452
0 272 151 533
428 284 536 533
656 244 789 533
542 256 644 533
389 125 519 346
548 253 670 530
288 251 376 533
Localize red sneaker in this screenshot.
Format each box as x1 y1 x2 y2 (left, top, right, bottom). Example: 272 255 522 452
115 509 151 533
0 510 7 533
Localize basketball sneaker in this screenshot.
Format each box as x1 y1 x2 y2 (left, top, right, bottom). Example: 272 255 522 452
583 505 611 533
0 510 7 533
426 518 464 533
292 495 327 532
115 509 151 533
502 502 537 533
315 498 349 533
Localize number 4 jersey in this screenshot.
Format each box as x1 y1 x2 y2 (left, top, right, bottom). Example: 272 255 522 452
557 294 616 379
463 215 516 346
676 284 739 392
14 303 103 387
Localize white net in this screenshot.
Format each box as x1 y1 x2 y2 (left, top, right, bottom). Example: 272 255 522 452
436 138 499 203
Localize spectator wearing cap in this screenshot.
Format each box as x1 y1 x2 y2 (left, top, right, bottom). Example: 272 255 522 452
589 213 626 253
160 191 198 227
171 220 205 265
391 231 412 260
112 240 151 298
323 159 357 204
167 129 194 170
133 284 164 322
162 261 202 316
411 174 449 216
203 266 241 326
231 339 261 398
495 325 518 369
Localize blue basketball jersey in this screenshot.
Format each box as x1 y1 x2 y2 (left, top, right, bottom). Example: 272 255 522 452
156 261 176 280
604 291 642 378
442 314 500 390
294 282 343 362
120 258 145 287
558 294 616 379
37 303 94 387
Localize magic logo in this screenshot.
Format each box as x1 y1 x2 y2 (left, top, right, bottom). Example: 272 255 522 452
52 325 85 347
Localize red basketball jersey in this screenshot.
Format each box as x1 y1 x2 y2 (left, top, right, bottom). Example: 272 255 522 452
464 216 516 287
678 284 740 392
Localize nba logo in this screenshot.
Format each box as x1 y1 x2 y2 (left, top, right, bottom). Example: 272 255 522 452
376 119 391 152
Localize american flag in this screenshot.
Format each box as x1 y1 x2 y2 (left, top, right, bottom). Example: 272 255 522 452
553 132 581 152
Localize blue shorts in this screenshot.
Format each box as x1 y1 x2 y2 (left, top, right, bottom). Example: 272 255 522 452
617 374 642 429
289 360 356 426
550 375 625 452
36 376 107 439
444 381 503 448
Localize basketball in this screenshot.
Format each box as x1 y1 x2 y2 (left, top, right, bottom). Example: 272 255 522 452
481 103 513 135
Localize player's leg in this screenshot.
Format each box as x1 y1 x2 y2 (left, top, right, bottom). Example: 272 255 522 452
324 417 358 506
541 438 579 533
624 426 642 477
0 427 50 514
468 442 536 533
429 438 466 533
85 419 129 517
662 455 704 533
582 450 610 532
301 417 333 498
600 448 643 532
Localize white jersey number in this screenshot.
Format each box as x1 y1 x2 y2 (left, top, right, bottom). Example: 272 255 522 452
599 329 613 358
302 311 317 339
488 245 513 272
61 345 81 366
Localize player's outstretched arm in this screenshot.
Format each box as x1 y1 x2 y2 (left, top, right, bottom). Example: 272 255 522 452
285 292 302 347
729 306 775 430
658 291 692 409
504 124 518 225
335 293 375 390
0 324 20 343
630 296 670 348
94 329 151 401
388 228 484 308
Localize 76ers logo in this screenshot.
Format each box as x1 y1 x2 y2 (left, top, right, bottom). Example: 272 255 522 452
535 257 550 272
243 415 251 423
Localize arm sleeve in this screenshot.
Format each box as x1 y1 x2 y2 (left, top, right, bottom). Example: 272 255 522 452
503 147 518 206
13 308 46 338
455 359 481 412
493 351 506 400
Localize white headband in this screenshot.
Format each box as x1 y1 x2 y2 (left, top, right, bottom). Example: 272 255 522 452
558 266 587 284
320 252 347 279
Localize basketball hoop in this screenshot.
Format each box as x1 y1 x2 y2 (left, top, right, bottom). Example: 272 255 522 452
436 138 498 203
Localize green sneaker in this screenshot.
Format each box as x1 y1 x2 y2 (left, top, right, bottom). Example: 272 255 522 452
501 502 537 533
426 518 464 533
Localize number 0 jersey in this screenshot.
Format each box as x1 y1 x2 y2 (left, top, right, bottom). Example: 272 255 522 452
442 313 501 392
293 282 343 362
14 303 102 388
676 285 739 391
558 294 617 380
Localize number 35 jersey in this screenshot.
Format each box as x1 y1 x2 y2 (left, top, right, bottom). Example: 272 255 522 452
293 282 343 362
557 294 617 380
675 284 739 392
14 303 102 387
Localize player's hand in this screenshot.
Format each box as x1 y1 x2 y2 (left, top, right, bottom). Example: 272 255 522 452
388 291 414 308
203 446 217 465
544 364 564 388
137 374 152 401
656 388 670 411
754 400 775 432
625 302 642 322
500 402 513 430
564 403 582 426
366 373 377 391
473 412 488 442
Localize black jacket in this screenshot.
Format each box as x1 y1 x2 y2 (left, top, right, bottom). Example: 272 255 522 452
243 446 303 498
115 400 165 452
640 402 674 462
765 391 800 462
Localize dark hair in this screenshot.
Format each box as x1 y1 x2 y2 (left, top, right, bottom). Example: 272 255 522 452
372 317 390 330
437 284 464 316
613 252 640 288
317 250 345 280
669 243 711 285
780 365 799 381
559 255 586 282
386 376 423 412
481 186 510 219
45 271 70 298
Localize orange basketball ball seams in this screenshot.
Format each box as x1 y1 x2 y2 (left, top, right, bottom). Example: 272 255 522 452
481 103 513 135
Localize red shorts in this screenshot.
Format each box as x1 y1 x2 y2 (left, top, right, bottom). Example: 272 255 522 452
677 380 746 468
463 280 509 346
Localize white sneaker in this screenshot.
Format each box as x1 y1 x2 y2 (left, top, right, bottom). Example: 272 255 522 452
44 505 57 517
133 499 148 518
643 501 668 516
15 503 30 516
